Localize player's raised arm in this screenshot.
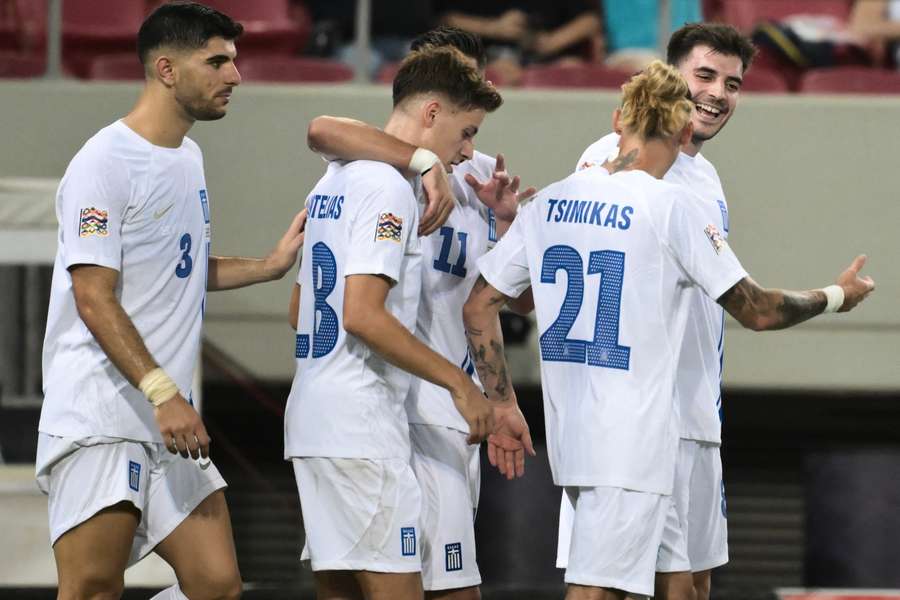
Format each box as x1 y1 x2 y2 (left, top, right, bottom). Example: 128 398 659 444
207 207 306 291
307 115 455 236
343 273 494 444
718 255 875 331
70 265 209 459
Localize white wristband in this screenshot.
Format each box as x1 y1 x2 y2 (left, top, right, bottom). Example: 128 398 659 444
138 368 179 407
409 148 440 175
822 284 844 314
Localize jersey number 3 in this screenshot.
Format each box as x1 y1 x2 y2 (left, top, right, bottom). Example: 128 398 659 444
539 245 630 370
296 242 339 359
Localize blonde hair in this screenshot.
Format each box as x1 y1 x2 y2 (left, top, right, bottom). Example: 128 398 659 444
619 60 693 140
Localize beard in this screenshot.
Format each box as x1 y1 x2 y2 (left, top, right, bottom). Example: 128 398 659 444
175 88 228 122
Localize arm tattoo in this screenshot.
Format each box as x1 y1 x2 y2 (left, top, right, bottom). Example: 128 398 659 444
719 277 826 331
603 148 638 174
465 277 514 402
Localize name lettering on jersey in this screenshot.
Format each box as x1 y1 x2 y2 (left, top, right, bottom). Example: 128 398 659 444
128 460 141 492
704 224 726 254
375 212 403 243
401 527 417 556
445 542 463 571
79 207 109 237
545 199 632 231
307 194 344 221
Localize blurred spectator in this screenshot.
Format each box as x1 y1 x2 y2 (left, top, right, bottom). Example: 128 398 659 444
435 0 602 85
849 0 900 67
304 0 434 77
603 0 702 71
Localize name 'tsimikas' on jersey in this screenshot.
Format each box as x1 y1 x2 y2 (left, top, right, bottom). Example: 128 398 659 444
477 167 747 495
284 160 423 461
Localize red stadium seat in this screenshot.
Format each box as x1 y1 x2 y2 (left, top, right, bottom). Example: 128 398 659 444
87 53 145 81
62 0 145 78
521 65 634 90
198 0 306 56
799 66 900 94
0 0 46 54
720 0 852 32
237 56 354 83
0 51 45 78
740 65 790 93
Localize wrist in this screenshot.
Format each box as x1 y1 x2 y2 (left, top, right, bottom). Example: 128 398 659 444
409 148 441 175
821 284 845 314
139 368 178 407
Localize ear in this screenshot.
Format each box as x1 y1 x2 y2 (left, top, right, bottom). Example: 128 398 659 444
679 121 693 147
612 108 623 135
154 54 176 87
422 98 441 128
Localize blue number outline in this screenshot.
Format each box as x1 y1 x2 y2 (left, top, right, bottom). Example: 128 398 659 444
175 233 193 278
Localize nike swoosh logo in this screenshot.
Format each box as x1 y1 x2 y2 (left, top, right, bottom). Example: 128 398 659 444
154 203 175 219
198 458 211 470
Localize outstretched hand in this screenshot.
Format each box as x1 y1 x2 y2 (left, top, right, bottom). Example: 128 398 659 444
487 403 536 480
419 166 455 236
265 208 308 279
836 254 875 312
465 154 537 222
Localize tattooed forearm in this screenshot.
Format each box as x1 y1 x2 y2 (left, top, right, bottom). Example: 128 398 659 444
464 279 516 403
719 277 826 331
602 148 638 174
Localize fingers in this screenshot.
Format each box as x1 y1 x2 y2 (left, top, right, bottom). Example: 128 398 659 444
522 428 536 457
519 187 538 202
494 153 505 174
464 172 485 192
509 175 520 196
196 424 211 459
487 438 499 467
849 254 867 274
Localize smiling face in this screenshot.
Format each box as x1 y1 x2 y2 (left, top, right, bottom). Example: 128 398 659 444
676 44 743 149
171 36 242 121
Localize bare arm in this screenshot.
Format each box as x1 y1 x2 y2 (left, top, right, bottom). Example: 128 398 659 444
463 275 535 477
850 0 900 40
307 116 455 236
344 274 493 443
208 208 306 291
532 12 602 58
70 265 209 458
288 282 300 330
718 255 875 331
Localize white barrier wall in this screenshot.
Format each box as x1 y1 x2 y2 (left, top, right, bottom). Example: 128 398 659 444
1 80 896 390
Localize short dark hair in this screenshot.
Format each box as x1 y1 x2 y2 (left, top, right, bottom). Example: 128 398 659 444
393 47 502 112
410 26 488 71
137 2 243 65
667 23 757 73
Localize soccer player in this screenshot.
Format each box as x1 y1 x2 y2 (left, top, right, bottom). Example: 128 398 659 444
463 61 874 600
35 4 306 600
562 23 763 600
284 46 504 600
303 27 536 600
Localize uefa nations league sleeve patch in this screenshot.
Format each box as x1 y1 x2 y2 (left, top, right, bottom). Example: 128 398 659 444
704 224 726 254
375 212 403 243
79 207 109 238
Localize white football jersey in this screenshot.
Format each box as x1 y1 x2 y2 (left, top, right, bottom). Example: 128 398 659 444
40 120 210 442
577 133 733 444
406 150 496 432
477 167 747 494
284 160 423 460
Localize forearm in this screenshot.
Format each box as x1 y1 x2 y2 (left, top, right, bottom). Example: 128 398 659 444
348 309 467 394
540 13 601 55
718 277 826 331
307 116 416 170
463 277 516 403
208 255 280 291
77 295 158 387
441 12 497 38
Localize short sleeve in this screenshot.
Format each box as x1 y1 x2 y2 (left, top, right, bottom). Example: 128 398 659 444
59 155 129 272
661 189 748 301
476 203 532 298
344 174 418 284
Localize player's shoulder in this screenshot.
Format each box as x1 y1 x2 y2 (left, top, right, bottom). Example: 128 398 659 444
688 151 721 182
66 121 148 181
343 160 415 201
576 132 619 171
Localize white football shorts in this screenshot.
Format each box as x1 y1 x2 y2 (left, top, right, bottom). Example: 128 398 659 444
36 433 226 566
293 457 422 573
409 423 481 591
